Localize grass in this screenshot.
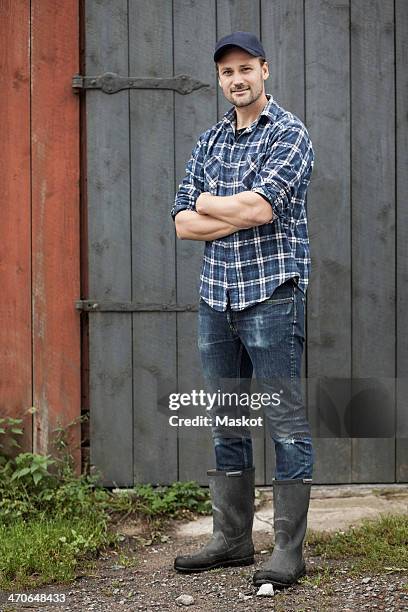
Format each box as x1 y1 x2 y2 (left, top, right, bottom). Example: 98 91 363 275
0 479 211 591
304 512 408 582
0 515 116 590
0 416 212 591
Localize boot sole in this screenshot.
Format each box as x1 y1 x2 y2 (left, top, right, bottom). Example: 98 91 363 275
174 556 254 573
253 565 306 588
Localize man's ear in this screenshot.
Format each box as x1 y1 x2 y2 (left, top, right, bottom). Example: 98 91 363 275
262 62 270 80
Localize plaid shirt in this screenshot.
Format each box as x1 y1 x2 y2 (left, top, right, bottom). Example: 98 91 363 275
171 94 315 311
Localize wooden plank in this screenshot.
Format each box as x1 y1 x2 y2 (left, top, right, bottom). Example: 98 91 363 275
351 0 395 482
174 0 216 308
177 312 214 485
129 0 178 485
85 0 131 301
305 0 351 484
31 0 81 466
132 314 177 484
261 0 306 484
174 0 217 481
396 0 408 482
89 313 133 486
129 0 176 304
86 0 133 484
216 0 261 119
0 0 32 451
261 0 304 119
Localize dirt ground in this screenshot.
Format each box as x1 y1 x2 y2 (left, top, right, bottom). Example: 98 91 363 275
1 527 407 612
1 485 408 611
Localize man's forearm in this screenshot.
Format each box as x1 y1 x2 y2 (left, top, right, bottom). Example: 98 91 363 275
175 210 249 241
196 191 275 226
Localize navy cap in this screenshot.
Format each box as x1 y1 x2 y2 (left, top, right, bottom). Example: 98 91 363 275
214 31 266 63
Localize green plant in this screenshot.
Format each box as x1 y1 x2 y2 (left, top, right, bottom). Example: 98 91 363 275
0 417 24 459
10 452 56 486
128 481 211 518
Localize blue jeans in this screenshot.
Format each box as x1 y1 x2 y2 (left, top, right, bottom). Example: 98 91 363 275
198 278 314 479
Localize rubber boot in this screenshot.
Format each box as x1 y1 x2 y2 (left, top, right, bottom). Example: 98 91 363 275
174 467 255 573
253 477 312 587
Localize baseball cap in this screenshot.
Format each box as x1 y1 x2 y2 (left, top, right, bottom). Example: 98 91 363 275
214 31 266 63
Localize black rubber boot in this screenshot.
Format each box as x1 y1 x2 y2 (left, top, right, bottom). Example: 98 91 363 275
174 467 255 573
253 477 312 587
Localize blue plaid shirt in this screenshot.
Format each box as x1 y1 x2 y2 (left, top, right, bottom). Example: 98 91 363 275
171 94 315 311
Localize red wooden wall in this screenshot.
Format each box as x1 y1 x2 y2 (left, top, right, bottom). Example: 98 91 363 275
0 0 81 468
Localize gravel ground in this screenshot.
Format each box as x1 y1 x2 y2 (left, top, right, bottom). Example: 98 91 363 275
1 521 407 612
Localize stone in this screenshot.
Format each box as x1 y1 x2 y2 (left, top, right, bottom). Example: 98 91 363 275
176 594 195 606
256 583 275 597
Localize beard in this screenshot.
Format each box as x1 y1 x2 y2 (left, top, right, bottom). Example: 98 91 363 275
225 82 264 107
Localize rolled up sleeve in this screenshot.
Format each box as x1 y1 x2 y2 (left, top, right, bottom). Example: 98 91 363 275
171 136 206 221
251 122 314 219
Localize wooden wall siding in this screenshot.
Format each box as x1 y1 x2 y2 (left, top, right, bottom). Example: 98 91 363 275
86 0 134 486
396 0 408 482
85 0 407 486
0 0 81 464
130 1 178 485
0 0 32 452
306 0 352 482
350 0 396 482
31 0 81 463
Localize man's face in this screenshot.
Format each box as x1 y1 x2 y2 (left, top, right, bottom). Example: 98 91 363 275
217 48 269 108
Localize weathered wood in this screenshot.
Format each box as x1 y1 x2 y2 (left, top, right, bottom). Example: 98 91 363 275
86 0 133 485
89 313 133 486
396 0 408 482
129 0 177 484
305 0 352 483
86 0 131 301
132 313 177 484
83 0 407 485
0 0 32 451
351 0 395 482
174 0 218 481
217 0 261 119
129 0 176 305
31 0 81 465
261 0 304 120
174 0 216 308
177 312 214 485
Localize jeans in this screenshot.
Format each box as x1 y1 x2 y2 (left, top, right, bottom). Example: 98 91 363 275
197 278 314 479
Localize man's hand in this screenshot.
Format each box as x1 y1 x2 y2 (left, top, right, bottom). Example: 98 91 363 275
196 192 212 215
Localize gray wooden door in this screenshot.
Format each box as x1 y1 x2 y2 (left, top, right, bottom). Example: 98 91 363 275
83 0 408 487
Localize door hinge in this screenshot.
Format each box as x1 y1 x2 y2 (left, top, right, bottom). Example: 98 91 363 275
72 72 209 95
75 300 197 312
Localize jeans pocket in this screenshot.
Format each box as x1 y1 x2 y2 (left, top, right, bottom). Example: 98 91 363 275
260 280 295 314
259 296 294 316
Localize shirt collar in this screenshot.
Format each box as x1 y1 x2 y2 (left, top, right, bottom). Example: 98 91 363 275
222 93 279 133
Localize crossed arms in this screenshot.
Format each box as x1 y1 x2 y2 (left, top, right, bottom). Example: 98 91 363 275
172 122 314 241
175 191 275 241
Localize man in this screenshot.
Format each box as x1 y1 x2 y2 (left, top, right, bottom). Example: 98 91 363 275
170 32 315 588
